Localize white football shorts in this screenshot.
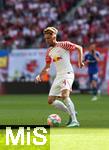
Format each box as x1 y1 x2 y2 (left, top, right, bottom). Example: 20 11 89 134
49 72 74 96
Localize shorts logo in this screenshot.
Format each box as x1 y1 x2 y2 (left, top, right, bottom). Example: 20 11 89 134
62 80 71 89
63 80 66 85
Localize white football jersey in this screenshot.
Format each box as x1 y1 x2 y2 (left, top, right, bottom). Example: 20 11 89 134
46 41 76 75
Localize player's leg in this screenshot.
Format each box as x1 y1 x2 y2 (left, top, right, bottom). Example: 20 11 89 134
48 77 70 113
61 89 79 127
92 80 97 95
48 96 69 113
91 80 98 101
91 73 98 101
59 73 79 127
48 73 79 127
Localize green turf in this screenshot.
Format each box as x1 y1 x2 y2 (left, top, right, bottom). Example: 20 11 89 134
0 94 109 150
0 94 109 128
51 128 109 150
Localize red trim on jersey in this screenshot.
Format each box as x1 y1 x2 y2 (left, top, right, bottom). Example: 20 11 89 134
46 48 52 64
56 41 76 52
45 41 76 64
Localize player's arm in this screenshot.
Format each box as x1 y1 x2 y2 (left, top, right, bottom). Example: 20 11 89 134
35 63 50 82
83 59 90 65
75 44 84 68
61 41 84 67
92 50 100 62
35 49 51 82
83 53 90 65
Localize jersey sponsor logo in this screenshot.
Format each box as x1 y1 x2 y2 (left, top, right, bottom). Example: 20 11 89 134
53 56 62 62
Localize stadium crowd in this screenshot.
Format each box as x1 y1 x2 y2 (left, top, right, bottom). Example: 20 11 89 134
0 0 109 49
56 0 109 47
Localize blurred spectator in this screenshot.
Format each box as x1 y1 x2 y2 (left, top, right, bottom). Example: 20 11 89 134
0 0 109 49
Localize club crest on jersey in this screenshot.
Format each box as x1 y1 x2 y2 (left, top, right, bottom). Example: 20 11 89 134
53 56 62 62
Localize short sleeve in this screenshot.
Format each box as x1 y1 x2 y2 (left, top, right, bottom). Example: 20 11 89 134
83 51 88 61
59 41 76 52
96 51 101 58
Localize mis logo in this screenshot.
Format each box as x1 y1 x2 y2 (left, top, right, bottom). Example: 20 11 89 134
53 56 62 62
0 125 50 150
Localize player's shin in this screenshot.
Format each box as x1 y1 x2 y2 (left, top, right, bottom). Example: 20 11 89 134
52 100 69 113
92 87 97 96
64 97 78 122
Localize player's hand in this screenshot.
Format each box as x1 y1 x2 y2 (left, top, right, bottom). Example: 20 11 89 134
83 60 90 65
35 75 42 83
78 62 84 68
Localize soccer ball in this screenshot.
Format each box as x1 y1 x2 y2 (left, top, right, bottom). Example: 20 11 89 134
47 114 61 127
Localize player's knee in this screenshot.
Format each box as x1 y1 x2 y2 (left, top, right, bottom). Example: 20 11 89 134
92 80 97 87
61 93 68 100
62 89 70 100
48 97 55 104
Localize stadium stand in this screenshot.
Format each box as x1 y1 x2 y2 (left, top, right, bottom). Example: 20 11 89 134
0 0 109 49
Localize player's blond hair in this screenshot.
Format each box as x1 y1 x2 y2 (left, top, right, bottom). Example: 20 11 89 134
43 27 58 34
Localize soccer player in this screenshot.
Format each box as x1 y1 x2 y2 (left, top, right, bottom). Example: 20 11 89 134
84 43 101 101
35 27 84 127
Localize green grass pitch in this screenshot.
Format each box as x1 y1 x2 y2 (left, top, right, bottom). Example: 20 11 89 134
0 94 109 150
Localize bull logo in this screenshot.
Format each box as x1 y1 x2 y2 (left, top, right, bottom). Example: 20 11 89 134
53 56 62 62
